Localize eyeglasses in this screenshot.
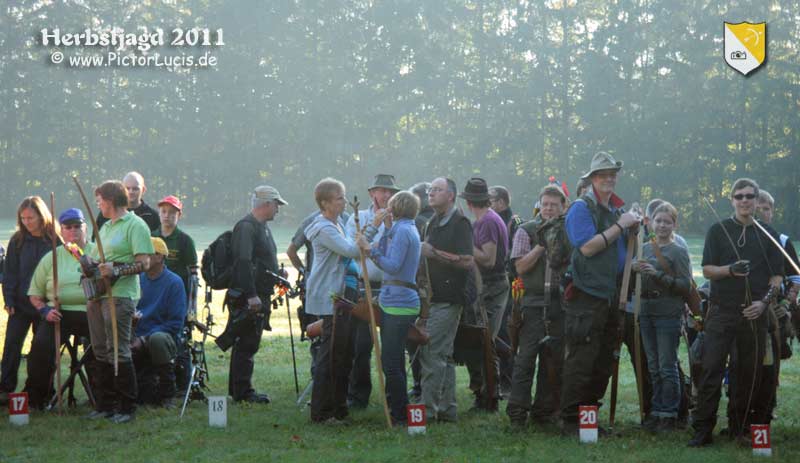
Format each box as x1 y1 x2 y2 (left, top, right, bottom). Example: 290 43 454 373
62 223 83 230
733 193 756 201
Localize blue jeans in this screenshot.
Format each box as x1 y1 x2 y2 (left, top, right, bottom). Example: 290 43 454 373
639 314 681 418
380 310 416 423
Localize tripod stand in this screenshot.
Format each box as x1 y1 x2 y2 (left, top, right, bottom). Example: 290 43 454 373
180 286 215 418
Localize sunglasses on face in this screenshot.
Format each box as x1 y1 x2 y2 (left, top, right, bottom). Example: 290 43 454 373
733 193 756 201
62 223 83 230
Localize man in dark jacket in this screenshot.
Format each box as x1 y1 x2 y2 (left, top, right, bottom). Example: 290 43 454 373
218 185 287 403
95 171 160 233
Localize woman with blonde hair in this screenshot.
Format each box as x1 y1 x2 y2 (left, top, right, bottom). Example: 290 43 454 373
633 201 692 433
1 196 59 404
359 190 421 425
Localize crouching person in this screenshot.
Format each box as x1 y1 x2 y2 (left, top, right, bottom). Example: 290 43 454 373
132 237 187 408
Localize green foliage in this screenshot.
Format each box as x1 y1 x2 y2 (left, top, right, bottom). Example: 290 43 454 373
0 1 797 233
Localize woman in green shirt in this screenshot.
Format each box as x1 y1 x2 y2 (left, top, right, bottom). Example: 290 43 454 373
86 181 153 424
24 208 95 410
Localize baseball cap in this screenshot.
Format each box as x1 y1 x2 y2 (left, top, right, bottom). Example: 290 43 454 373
59 208 85 225
150 237 169 256
253 185 288 205
158 195 183 211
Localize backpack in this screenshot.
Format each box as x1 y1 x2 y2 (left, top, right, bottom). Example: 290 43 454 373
201 230 234 290
536 198 602 275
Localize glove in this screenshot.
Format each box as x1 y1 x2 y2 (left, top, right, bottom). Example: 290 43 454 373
247 296 262 313
730 259 750 276
39 305 55 321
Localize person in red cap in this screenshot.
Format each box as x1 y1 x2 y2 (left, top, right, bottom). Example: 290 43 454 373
152 195 197 296
152 195 198 395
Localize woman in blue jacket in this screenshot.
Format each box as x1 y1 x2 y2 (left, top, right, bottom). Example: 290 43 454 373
1 196 59 404
359 191 421 425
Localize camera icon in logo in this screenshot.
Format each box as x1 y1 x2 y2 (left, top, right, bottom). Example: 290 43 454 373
730 50 747 60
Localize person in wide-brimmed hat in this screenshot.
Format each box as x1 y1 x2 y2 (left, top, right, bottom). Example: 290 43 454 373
344 173 400 408
460 177 510 411
559 152 641 434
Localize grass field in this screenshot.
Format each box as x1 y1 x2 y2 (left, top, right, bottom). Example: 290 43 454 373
2 258 800 461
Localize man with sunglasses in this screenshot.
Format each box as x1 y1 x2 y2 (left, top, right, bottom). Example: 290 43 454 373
24 208 95 410
690 178 783 447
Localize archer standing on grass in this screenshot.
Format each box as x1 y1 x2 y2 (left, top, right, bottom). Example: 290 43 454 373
632 202 692 433
220 185 286 404
23 208 95 410
560 152 640 434
461 177 509 412
358 191 421 426
689 178 783 447
506 185 568 427
305 178 363 424
1 196 59 405
419 177 474 423
87 180 154 424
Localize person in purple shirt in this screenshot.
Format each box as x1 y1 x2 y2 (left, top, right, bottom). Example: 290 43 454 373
459 177 509 411
359 191 421 425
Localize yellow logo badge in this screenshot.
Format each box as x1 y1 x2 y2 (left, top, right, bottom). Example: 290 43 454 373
724 22 766 75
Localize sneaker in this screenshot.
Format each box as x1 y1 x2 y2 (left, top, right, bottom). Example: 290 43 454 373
110 412 135 424
84 410 115 420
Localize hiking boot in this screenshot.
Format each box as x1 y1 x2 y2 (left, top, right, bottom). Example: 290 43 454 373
236 392 270 404
642 414 659 434
656 417 677 433
688 429 713 447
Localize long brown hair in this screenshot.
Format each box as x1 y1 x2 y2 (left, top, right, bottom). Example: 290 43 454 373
11 196 60 249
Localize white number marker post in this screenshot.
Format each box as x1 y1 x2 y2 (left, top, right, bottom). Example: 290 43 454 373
406 404 426 435
578 405 598 443
9 392 30 426
208 396 227 428
751 424 772 457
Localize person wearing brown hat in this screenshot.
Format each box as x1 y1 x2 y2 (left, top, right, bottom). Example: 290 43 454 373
218 185 287 404
560 151 641 434
343 173 399 409
132 237 188 409
152 195 198 395
460 177 509 412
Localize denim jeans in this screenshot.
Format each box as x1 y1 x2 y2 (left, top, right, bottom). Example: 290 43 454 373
639 314 681 418
380 310 416 423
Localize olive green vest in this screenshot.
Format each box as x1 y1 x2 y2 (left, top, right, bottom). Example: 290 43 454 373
518 217 547 306
568 190 623 302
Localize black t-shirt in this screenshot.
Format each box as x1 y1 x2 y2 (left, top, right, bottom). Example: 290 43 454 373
425 207 473 305
96 201 160 233
230 213 278 299
701 218 783 306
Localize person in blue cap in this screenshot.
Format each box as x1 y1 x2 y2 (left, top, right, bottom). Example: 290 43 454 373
23 208 96 410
